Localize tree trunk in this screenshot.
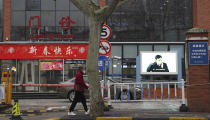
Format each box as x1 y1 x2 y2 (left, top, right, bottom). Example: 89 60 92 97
87 17 104 117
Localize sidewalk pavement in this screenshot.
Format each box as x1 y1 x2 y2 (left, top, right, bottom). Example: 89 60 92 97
1 99 210 120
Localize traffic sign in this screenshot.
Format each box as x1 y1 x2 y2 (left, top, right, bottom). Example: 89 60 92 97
101 25 111 40
98 56 109 71
99 41 111 55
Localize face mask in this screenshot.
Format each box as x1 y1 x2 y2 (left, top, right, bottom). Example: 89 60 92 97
157 61 161 66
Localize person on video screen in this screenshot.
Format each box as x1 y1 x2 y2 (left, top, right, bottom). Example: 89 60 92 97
146 55 169 72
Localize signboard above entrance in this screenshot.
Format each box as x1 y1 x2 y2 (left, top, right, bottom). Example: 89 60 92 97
28 16 75 40
0 44 88 59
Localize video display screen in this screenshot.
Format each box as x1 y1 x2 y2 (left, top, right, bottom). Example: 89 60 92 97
140 51 178 75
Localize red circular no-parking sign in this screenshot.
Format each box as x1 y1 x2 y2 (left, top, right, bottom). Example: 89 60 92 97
99 41 111 55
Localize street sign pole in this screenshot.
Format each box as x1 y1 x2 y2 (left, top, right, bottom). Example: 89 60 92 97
104 59 106 87
103 59 106 95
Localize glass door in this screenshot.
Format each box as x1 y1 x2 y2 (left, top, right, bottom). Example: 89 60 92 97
17 60 39 92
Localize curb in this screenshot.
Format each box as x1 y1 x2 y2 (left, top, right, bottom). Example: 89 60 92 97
0 109 70 114
58 116 209 120
96 117 132 120
0 109 85 117
169 117 208 120
0 112 49 117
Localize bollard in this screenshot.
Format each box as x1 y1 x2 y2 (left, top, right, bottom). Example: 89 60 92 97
107 80 113 109
10 99 23 120
179 79 188 112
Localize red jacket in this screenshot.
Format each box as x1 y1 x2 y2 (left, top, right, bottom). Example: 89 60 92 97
74 71 88 91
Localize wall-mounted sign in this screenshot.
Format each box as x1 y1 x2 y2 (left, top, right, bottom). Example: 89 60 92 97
0 44 88 59
189 42 209 65
28 16 75 40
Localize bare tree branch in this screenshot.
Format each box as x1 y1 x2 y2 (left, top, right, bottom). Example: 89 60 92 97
90 0 100 10
117 0 128 8
71 0 92 16
94 0 127 21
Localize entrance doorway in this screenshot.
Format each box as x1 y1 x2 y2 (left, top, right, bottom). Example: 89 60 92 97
17 60 39 92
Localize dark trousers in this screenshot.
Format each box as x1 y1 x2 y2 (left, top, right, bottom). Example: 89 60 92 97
69 91 88 112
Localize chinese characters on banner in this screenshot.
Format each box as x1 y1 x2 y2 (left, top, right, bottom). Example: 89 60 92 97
0 44 88 59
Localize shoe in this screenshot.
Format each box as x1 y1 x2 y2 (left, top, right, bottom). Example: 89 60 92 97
68 112 76 115
85 109 90 115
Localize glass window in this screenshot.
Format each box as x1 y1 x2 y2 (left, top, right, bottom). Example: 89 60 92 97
71 26 85 41
123 45 137 58
0 28 2 42
139 45 153 51
70 11 84 27
109 45 122 79
0 0 3 26
12 12 25 26
122 58 136 79
111 45 122 59
56 11 69 27
154 45 168 51
0 0 2 10
11 27 26 41
40 60 63 93
170 45 184 58
26 0 40 10
64 60 86 81
16 60 39 92
41 11 55 26
12 0 25 10
109 58 122 80
41 0 55 10
84 16 89 27
169 45 185 80
108 0 192 42
70 1 79 10
26 11 40 26
56 0 69 11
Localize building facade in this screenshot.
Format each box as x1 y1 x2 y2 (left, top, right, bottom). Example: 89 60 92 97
0 0 192 93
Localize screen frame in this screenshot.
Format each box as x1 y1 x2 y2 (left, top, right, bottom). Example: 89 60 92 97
140 51 178 75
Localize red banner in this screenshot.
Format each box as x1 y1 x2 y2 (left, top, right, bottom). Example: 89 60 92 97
0 44 88 59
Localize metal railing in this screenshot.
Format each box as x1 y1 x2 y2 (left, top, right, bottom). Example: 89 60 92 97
103 79 186 106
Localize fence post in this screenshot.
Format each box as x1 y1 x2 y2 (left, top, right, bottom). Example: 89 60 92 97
101 80 104 98
179 78 188 112
107 80 112 108
181 79 185 104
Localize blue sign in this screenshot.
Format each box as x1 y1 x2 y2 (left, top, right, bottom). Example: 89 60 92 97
98 56 109 71
189 42 209 65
